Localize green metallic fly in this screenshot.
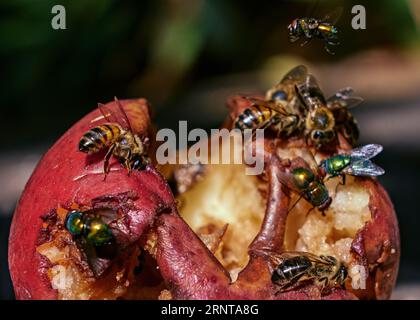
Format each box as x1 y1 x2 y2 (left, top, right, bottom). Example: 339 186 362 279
278 157 332 215
66 210 114 247
319 144 385 185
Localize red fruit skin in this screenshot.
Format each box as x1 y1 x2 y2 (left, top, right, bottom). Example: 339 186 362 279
9 94 399 300
8 99 176 299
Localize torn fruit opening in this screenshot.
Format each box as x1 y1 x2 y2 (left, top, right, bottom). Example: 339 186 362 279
36 206 164 299
175 149 372 287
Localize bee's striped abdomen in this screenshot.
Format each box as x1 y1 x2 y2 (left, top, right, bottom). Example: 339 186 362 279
235 106 274 130
79 124 121 153
271 256 312 284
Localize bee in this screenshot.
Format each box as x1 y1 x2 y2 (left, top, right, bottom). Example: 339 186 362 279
288 8 342 55
279 157 332 214
79 97 150 177
65 210 114 246
235 65 308 137
266 65 307 106
319 144 385 185
271 251 348 293
296 74 363 150
265 65 308 137
234 98 299 137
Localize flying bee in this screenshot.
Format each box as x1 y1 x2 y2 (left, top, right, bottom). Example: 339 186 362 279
270 251 348 293
79 97 150 177
279 157 332 215
235 65 309 137
65 210 114 247
288 8 342 55
296 74 363 150
319 144 385 185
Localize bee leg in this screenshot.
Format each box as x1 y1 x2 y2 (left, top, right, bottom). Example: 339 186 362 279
275 273 305 295
103 145 116 180
321 277 330 291
300 38 311 47
125 159 132 176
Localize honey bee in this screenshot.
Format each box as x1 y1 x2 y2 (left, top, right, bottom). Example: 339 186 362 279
79 97 150 176
270 251 348 293
296 74 363 150
235 65 308 137
234 98 299 137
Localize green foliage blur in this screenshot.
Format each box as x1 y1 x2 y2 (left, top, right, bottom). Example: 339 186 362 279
0 0 418 148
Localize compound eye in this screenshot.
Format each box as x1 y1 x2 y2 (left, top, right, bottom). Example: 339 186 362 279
312 130 324 141
271 90 288 101
66 211 84 236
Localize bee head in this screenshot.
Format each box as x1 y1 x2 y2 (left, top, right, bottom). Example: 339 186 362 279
270 90 288 102
288 19 301 41
337 264 348 288
309 128 336 148
131 154 150 171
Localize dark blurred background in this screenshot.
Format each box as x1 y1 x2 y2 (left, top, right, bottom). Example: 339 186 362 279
1 0 420 299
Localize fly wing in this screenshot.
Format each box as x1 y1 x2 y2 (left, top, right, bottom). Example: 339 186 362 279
349 144 383 160
299 149 322 177
281 65 308 84
322 7 343 24
343 159 385 176
97 97 133 132
327 87 364 110
277 170 302 195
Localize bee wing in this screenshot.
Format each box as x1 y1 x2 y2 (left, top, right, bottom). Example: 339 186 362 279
244 96 290 116
329 87 354 99
349 144 383 160
97 97 134 132
322 7 343 24
343 159 385 176
327 87 364 110
271 251 334 266
296 74 327 107
280 65 308 84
